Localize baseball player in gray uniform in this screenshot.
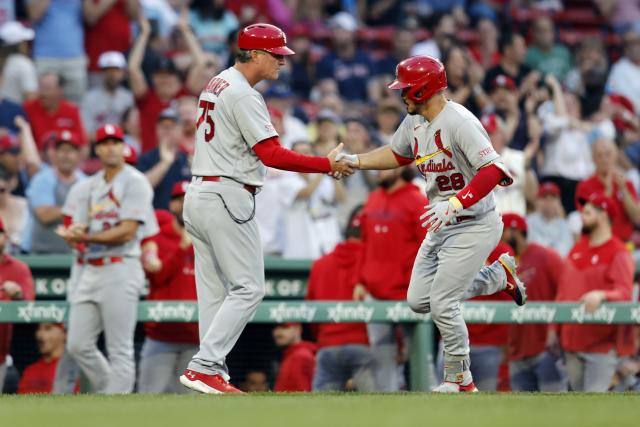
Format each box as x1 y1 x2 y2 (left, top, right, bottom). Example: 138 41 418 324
58 124 157 394
179 23 353 394
337 55 527 393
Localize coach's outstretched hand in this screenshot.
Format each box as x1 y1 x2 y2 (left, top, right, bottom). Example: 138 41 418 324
328 143 355 177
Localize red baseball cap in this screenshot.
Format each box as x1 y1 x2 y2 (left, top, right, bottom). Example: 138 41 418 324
608 93 637 131
275 322 301 328
0 134 19 152
122 144 138 165
501 212 527 233
95 124 125 144
171 180 189 198
480 114 499 134
538 182 561 197
53 129 82 148
491 74 517 91
582 192 618 219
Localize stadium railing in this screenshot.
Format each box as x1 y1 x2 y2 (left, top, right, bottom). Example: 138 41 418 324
2 255 640 390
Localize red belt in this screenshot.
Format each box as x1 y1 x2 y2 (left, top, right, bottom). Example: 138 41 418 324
78 256 123 266
200 176 257 195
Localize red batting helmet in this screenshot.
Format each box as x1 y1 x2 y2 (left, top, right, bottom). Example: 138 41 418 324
238 23 295 56
387 55 447 103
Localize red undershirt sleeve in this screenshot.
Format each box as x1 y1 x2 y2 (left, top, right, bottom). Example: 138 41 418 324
392 150 414 166
455 164 507 209
252 137 331 173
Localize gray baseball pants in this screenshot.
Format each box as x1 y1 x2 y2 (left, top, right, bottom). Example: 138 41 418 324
565 351 618 392
407 211 507 358
183 179 265 380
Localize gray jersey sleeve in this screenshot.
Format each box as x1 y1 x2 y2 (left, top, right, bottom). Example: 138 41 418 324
63 180 91 224
390 116 414 159
120 176 153 223
232 94 278 147
454 119 500 170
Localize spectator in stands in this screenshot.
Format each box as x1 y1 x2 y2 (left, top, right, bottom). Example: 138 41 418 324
0 21 38 103
411 13 457 60
595 0 640 33
0 217 35 390
175 96 198 155
557 193 635 392
575 138 640 243
527 182 575 256
372 27 415 101
0 93 27 137
525 15 572 81
27 0 87 103
469 18 500 69
0 167 27 253
373 98 403 146
128 15 205 153
363 0 404 26
189 0 239 60
287 25 315 100
315 12 374 104
264 83 309 149
273 323 316 392
83 0 139 86
481 113 538 215
137 108 191 210
353 167 426 391
564 38 609 118
121 106 141 154
81 51 134 138
24 73 87 151
487 74 533 151
138 187 199 393
1 117 41 197
501 213 568 392
313 109 342 156
607 26 640 114
484 33 539 101
23 130 85 254
240 370 269 392
444 44 487 117
17 323 67 394
306 209 376 392
467 241 514 392
282 140 344 259
538 75 595 212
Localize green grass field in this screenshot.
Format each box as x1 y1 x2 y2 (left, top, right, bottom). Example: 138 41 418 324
1 393 638 427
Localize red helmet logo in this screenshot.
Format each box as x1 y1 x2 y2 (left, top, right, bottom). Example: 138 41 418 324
238 23 295 56
387 55 447 103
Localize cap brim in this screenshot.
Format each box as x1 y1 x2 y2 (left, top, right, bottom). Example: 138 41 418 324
387 79 411 90
264 46 295 56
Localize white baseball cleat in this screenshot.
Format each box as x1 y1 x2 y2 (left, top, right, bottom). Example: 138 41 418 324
432 381 479 393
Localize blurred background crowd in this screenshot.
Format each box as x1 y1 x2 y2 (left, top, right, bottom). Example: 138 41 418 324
0 0 640 394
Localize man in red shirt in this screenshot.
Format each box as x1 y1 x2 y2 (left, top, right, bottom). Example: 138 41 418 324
18 323 66 394
352 167 427 391
501 213 568 392
306 208 376 391
23 73 87 151
557 192 635 392
575 138 640 242
84 0 140 78
128 16 206 153
272 323 316 392
0 217 35 390
137 181 199 393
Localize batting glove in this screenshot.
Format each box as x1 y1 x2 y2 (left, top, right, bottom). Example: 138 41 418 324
420 196 463 232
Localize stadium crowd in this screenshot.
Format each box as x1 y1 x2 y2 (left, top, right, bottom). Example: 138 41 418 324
0 0 640 393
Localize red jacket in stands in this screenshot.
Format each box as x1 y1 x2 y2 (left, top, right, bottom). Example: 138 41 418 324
508 243 564 361
557 236 635 355
359 183 427 300
18 357 59 394
0 255 35 365
274 341 316 392
23 99 87 150
144 210 198 344
137 87 190 152
468 241 514 346
575 176 639 241
84 0 133 71
306 240 368 348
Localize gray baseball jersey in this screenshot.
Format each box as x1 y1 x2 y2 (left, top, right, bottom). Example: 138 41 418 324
391 101 502 216
82 165 157 258
191 66 278 186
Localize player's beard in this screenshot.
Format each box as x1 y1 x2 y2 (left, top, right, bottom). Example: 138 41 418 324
581 223 595 235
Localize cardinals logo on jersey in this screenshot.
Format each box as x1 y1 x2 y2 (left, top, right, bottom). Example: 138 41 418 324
414 130 455 176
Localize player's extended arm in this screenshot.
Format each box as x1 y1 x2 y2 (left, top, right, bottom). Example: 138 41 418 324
252 137 353 175
337 145 413 170
81 220 141 246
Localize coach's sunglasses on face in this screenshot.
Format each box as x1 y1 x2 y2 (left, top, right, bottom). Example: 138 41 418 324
255 50 284 62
